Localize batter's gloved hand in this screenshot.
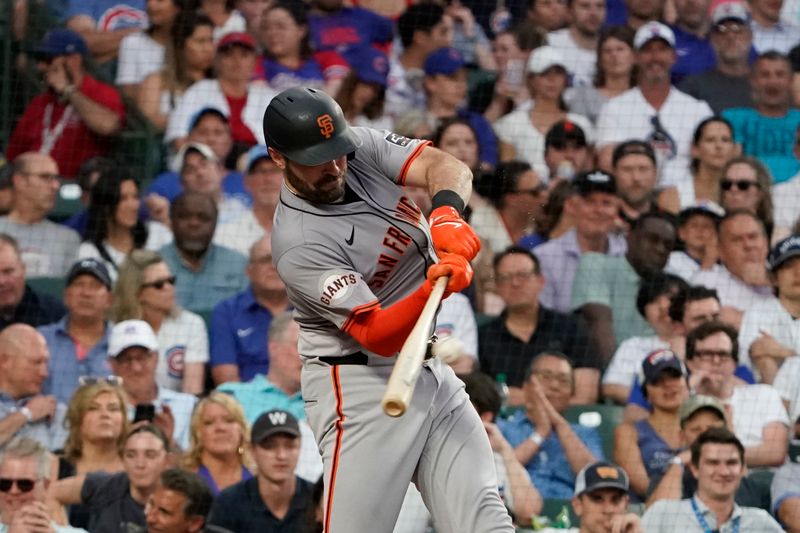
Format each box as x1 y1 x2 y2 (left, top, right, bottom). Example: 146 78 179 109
428 206 481 261
425 253 473 298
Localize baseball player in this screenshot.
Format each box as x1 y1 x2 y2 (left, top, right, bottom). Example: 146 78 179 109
265 87 513 533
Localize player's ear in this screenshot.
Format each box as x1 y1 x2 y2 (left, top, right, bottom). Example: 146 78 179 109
268 147 286 170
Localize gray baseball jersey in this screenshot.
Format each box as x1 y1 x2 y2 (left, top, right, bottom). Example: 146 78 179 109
271 127 513 533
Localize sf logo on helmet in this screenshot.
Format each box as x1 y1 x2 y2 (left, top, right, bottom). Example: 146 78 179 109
317 114 335 139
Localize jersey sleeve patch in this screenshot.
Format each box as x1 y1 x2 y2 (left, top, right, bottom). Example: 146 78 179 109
384 132 412 147
319 270 359 305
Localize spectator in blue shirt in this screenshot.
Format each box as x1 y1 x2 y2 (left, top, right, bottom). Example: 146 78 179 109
499 352 603 499
723 51 800 183
160 192 247 313
210 236 289 385
40 258 113 404
669 0 716 81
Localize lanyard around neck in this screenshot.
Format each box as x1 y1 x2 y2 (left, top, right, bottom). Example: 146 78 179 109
691 496 740 533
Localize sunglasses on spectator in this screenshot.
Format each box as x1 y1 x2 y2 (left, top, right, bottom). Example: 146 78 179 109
78 375 123 387
721 179 759 192
0 478 37 493
141 276 176 290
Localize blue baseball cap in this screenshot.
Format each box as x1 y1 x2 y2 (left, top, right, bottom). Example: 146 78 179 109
34 29 87 59
424 47 465 77
343 47 389 87
245 144 273 173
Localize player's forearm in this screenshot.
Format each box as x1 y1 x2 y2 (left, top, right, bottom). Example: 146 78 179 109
417 148 472 206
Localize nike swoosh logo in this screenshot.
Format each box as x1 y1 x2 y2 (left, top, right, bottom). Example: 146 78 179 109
237 327 254 337
345 226 355 245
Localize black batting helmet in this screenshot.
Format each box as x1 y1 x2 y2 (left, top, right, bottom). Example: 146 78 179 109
263 87 362 166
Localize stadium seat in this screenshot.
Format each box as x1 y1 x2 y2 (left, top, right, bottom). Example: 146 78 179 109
564 403 624 459
536 498 580 528
27 276 65 301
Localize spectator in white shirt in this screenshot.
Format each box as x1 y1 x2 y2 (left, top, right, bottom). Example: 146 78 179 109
546 0 606 87
750 0 800 53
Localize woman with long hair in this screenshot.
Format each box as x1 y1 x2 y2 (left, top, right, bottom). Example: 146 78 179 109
335 47 392 130
494 45 593 179
118 0 184 99
566 25 636 124
614 349 688 499
137 10 215 131
112 250 208 394
183 392 253 495
78 169 172 281
256 1 347 95
58 381 129 528
719 156 777 240
674 116 740 209
190 0 246 39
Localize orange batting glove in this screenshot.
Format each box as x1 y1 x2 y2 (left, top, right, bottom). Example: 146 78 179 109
428 206 481 261
425 253 473 298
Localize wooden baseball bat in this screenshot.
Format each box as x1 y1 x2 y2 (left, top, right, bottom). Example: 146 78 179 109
382 276 449 417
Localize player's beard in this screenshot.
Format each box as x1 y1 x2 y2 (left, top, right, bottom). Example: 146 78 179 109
285 163 346 204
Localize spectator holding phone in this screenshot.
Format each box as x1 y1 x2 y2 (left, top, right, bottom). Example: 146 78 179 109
107 320 197 451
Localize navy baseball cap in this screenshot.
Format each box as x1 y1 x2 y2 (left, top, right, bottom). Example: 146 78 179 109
187 107 228 132
545 120 587 149
252 410 301 443
769 234 800 272
573 170 617 196
641 349 686 386
34 29 87 60
343 47 389 87
424 47 466 76
245 144 273 173
66 258 112 290
574 462 630 496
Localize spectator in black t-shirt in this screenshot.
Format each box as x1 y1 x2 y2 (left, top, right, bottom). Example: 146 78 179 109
208 410 314 533
478 246 601 405
0 233 65 331
145 469 230 533
52 424 171 533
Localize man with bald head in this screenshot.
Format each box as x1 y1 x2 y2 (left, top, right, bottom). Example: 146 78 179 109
0 324 67 451
159 192 247 313
0 153 81 277
0 234 65 331
210 236 290 384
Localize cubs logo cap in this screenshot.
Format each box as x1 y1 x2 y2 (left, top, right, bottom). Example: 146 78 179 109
634 21 676 51
712 1 751 26
424 47 466 76
34 29 87 60
344 46 390 87
252 409 301 443
574 462 630 496
640 348 687 386
108 320 159 358
263 87 363 166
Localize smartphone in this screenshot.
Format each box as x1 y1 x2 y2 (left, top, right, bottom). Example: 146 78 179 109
133 404 156 423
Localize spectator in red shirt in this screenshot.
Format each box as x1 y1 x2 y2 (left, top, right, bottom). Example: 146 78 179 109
6 30 125 179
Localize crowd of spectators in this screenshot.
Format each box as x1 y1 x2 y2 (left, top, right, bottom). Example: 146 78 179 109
2 0 800 530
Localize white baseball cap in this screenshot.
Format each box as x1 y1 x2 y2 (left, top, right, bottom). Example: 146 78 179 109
177 141 217 171
526 46 568 75
711 1 751 25
633 21 676 51
108 320 159 358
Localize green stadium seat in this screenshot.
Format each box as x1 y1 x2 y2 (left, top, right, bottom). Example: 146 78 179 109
535 498 580 528
564 403 624 460
27 276 66 300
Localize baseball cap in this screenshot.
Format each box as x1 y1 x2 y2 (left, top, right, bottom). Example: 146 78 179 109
424 47 466 76
177 142 217 170
678 201 725 226
108 320 159 358
187 107 228 132
612 139 657 167
66 258 112 290
34 29 88 60
343 47 390 87
527 46 568 75
217 32 257 52
679 394 726 425
251 410 301 444
641 349 687 386
633 21 676 51
545 120 587 149
245 144 272 173
573 170 617 196
768 234 800 272
712 1 751 25
574 462 630 497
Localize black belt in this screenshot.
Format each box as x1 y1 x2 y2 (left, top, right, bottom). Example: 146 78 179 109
319 352 369 365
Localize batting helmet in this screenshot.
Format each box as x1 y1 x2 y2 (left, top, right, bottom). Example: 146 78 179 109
263 87 362 166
